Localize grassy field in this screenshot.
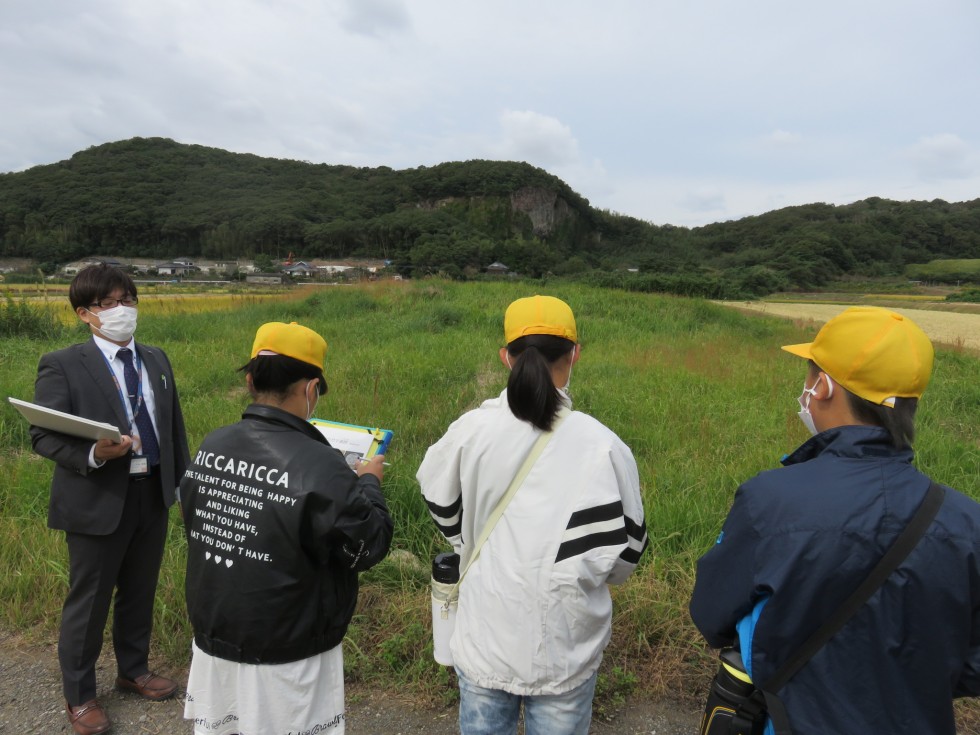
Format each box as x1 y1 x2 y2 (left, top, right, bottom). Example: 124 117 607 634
2 280 979 711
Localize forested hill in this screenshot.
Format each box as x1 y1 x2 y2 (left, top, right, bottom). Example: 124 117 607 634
1 137 979 293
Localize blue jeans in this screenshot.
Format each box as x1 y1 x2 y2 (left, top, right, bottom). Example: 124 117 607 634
457 668 598 735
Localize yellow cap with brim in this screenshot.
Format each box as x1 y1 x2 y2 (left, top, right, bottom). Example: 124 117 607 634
504 295 577 344
251 321 327 370
781 306 933 406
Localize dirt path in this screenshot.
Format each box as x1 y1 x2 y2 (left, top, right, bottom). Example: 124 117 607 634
0 631 702 734
718 301 980 352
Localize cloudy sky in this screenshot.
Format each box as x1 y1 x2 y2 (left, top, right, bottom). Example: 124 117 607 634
2 0 978 227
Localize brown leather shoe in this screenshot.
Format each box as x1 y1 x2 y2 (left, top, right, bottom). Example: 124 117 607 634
66 699 111 735
115 671 178 701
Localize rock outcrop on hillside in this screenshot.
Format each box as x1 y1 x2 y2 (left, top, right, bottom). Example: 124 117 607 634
510 187 575 237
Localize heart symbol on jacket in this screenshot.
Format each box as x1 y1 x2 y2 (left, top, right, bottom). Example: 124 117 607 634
225 559 234 567
215 556 222 564
205 552 211 560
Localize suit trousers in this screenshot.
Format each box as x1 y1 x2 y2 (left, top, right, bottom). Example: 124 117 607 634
59 471 168 705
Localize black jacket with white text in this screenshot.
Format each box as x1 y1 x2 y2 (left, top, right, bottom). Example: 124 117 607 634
180 404 393 664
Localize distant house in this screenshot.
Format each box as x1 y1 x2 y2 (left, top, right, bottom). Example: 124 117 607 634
486 261 509 275
314 259 387 275
281 261 316 278
62 257 123 276
246 273 285 285
207 261 240 275
317 264 355 275
156 261 199 276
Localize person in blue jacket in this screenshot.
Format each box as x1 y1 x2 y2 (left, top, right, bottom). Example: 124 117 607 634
690 306 980 734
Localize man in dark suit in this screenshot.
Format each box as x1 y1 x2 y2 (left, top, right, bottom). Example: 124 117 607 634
30 263 190 735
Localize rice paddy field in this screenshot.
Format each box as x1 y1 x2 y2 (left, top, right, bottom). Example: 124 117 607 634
3 282 307 324
721 301 980 353
2 280 979 714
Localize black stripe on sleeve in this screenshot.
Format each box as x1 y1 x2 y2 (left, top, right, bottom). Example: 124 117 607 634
431 518 462 538
619 541 646 565
424 494 461 520
566 500 623 530
620 514 650 564
624 515 646 542
425 495 463 538
555 527 629 563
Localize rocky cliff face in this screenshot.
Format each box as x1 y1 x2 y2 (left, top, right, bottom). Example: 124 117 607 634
510 187 574 236
417 187 576 238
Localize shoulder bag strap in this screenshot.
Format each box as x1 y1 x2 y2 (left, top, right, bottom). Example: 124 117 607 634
447 406 570 602
761 480 945 735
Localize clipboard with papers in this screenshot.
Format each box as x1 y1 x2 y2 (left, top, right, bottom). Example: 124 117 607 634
309 418 393 470
7 396 123 443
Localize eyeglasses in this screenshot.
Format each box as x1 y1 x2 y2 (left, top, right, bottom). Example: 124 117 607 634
89 296 138 309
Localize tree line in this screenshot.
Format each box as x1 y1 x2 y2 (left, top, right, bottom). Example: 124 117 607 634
2 137 979 297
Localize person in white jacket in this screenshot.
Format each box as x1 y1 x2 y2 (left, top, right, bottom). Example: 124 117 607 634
417 295 648 735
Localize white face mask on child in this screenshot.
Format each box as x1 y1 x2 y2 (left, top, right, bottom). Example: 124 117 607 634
305 380 321 420
797 374 833 436
559 362 573 398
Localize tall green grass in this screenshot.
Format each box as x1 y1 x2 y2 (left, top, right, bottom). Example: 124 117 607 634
0 295 71 339
2 280 978 707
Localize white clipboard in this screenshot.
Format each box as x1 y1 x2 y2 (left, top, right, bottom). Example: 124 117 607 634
7 396 123 442
309 418 393 470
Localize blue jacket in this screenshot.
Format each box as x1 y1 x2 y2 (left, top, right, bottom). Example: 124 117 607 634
690 426 980 734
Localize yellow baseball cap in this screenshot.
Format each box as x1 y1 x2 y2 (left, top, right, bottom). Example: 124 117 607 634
504 295 577 344
251 321 327 369
781 306 934 406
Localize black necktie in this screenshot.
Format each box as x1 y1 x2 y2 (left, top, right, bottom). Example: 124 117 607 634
117 348 160 466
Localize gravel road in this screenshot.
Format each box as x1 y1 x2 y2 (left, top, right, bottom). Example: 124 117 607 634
0 631 702 734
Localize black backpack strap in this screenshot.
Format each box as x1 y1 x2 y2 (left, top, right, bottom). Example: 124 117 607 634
729 689 767 735
759 481 945 733
761 689 792 735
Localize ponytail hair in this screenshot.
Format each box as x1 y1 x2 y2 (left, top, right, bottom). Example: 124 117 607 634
506 334 575 431
844 389 918 450
808 360 919 450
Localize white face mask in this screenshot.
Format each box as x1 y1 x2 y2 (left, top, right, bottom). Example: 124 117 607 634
90 305 138 342
305 380 319 420
559 361 573 398
797 374 833 436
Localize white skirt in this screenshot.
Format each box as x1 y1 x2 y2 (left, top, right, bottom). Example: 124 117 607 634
184 640 345 735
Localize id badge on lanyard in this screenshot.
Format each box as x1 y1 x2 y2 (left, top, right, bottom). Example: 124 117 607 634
103 349 153 478
130 455 150 477
127 369 151 477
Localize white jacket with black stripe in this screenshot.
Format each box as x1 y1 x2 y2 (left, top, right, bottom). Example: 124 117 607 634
417 389 648 695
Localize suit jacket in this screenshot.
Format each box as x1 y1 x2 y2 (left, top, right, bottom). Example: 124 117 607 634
30 338 191 535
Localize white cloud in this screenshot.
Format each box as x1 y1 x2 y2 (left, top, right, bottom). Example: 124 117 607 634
768 129 802 146
493 111 581 169
1 1 979 227
338 0 411 38
680 189 728 215
903 133 975 181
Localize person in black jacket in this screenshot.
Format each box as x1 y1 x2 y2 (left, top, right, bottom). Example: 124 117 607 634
690 306 980 734
180 321 393 735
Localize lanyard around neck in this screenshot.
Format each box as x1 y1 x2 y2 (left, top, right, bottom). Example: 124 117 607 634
101 348 146 424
